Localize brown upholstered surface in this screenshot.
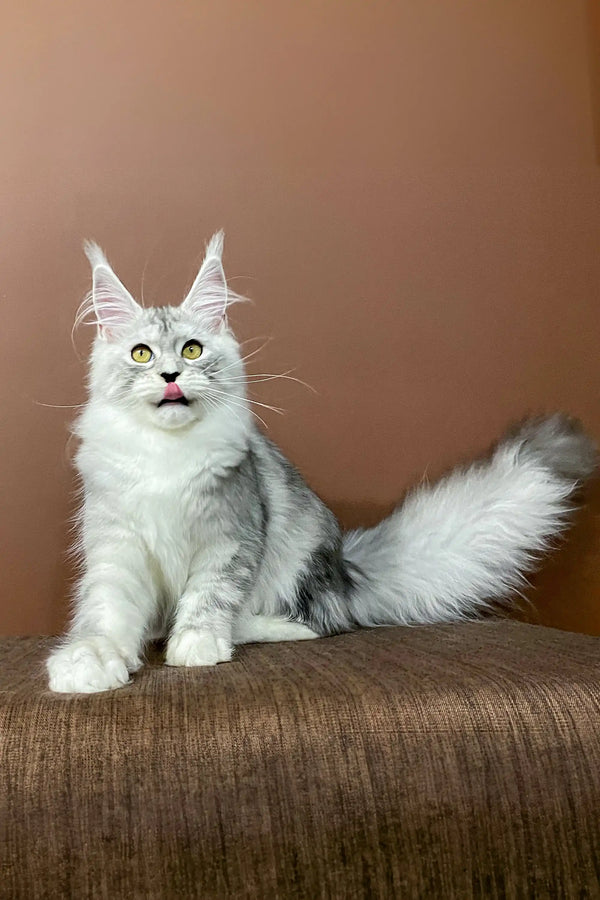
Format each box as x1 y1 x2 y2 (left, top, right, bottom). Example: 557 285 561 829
1 622 599 898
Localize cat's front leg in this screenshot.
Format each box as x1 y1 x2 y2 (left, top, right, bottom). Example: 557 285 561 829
166 549 252 668
47 634 142 694
47 542 155 693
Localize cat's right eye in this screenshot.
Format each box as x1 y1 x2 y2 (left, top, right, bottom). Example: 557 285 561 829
131 344 153 364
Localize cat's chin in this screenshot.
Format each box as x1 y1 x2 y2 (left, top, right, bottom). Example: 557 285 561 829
150 399 200 430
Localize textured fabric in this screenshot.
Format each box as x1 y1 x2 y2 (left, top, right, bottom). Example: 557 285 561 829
1 622 599 899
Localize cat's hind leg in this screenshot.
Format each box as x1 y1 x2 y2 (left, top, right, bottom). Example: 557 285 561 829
233 612 319 645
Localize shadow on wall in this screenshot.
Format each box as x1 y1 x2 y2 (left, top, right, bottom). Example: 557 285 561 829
524 478 600 637
329 498 396 532
330 477 600 638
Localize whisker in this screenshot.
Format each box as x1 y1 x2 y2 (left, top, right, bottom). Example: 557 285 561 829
216 338 273 376
33 400 86 410
219 400 268 431
242 406 269 430
139 251 153 308
206 387 284 416
204 390 270 430
207 393 245 428
238 334 271 348
220 370 318 393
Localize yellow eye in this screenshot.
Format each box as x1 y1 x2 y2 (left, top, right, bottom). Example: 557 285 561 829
182 340 203 360
131 344 153 364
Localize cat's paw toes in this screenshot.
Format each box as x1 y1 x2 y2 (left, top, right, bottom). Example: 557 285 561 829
47 636 137 693
165 629 232 667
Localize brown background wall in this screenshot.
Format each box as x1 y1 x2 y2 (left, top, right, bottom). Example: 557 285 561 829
1 0 599 636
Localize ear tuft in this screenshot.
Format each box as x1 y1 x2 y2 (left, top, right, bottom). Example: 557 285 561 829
204 229 224 262
180 230 238 329
77 240 141 340
83 239 110 271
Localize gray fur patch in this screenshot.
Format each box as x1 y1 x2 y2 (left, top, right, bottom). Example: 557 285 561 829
288 539 357 635
509 414 598 483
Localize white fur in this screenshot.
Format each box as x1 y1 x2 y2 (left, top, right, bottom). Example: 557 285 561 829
47 234 595 693
344 441 575 625
49 235 258 692
233 612 318 644
46 399 252 689
46 635 141 693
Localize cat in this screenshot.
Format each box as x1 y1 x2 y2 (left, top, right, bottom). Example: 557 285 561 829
47 232 597 693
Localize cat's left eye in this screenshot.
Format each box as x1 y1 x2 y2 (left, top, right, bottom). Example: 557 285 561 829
182 340 203 360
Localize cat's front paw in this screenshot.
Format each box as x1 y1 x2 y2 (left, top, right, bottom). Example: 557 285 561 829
165 628 232 667
47 636 141 694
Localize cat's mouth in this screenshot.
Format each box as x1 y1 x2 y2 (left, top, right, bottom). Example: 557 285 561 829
157 397 189 408
157 382 189 408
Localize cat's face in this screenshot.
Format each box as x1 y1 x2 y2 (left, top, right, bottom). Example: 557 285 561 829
83 232 246 432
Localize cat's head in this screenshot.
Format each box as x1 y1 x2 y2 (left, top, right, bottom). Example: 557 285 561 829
80 232 247 431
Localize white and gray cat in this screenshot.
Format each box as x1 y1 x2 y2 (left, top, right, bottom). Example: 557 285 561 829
47 233 597 692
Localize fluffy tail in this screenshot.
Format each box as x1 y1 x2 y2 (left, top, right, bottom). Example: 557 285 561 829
343 414 597 626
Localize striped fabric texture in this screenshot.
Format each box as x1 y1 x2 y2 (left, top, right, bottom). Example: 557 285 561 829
1 622 599 898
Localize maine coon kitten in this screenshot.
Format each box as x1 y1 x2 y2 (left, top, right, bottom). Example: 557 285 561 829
47 233 597 693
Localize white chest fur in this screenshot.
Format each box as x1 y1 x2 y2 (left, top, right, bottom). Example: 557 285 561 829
75 402 250 601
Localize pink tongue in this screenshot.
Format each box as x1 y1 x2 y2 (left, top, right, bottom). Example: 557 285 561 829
163 382 184 401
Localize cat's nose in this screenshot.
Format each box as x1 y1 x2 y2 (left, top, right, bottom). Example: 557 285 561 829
160 371 180 383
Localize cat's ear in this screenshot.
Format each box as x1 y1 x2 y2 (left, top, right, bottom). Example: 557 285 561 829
180 231 228 329
83 241 142 340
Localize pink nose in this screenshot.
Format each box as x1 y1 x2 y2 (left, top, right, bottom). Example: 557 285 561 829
163 382 184 401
